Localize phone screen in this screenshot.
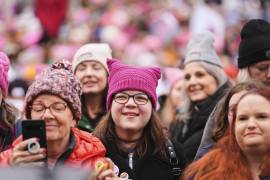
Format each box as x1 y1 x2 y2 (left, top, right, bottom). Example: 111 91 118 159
21 120 47 164
22 120 47 148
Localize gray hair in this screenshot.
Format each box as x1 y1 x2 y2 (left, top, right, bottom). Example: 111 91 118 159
177 61 227 121
196 62 227 88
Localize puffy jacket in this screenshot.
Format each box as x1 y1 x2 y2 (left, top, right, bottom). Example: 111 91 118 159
0 128 106 168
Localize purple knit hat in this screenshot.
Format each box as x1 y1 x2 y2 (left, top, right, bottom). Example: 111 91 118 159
106 59 161 110
0 52 10 96
24 60 82 121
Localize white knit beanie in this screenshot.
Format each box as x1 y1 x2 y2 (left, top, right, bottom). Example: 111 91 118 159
185 31 222 67
72 43 112 72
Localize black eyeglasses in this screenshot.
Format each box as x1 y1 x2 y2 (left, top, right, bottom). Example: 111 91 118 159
114 92 149 105
30 102 67 116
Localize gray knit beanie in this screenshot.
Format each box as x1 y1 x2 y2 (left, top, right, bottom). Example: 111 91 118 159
185 31 222 68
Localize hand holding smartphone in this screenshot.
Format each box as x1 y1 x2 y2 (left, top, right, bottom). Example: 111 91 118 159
21 120 47 164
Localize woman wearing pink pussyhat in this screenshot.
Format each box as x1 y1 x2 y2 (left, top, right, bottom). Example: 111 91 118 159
94 59 186 180
0 52 19 152
72 43 112 133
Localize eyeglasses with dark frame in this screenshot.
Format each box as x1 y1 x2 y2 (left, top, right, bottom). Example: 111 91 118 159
113 92 149 105
30 102 68 116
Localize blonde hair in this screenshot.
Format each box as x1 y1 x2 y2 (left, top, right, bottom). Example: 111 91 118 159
237 68 253 83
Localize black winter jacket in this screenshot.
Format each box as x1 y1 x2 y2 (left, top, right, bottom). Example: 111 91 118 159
103 140 186 180
170 82 230 163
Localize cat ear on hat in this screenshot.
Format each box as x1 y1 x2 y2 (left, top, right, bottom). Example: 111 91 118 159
107 58 161 80
0 52 10 71
107 58 125 72
107 58 117 68
147 67 161 80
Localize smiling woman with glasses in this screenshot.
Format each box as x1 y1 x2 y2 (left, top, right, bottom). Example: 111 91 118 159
0 60 107 177
93 59 187 180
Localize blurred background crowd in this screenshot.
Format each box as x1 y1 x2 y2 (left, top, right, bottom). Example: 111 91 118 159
0 0 269 111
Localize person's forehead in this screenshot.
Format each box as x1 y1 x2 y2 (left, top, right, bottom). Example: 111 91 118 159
33 94 66 103
229 90 247 107
253 60 270 66
118 90 145 95
79 60 102 65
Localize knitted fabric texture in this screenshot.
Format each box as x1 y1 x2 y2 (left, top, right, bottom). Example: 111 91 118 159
24 60 82 121
106 59 161 110
0 52 10 96
163 67 184 91
185 31 222 67
72 43 112 72
238 19 270 68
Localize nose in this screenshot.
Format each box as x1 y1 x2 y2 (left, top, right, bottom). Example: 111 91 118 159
85 68 95 77
247 118 256 130
267 67 270 78
42 108 54 119
125 96 137 107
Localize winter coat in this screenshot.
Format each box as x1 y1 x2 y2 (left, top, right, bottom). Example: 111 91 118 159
77 112 106 133
0 128 106 168
170 82 230 163
194 99 225 160
103 140 187 180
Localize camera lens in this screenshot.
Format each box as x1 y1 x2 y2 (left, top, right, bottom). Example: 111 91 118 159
27 140 40 154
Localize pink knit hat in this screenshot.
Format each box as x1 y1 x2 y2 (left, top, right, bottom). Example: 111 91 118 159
0 52 10 96
106 59 161 110
24 60 82 121
163 67 184 91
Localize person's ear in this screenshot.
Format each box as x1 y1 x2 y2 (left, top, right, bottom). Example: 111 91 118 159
71 119 76 127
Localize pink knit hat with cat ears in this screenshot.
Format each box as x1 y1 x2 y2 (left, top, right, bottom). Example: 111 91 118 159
106 59 161 110
0 52 10 96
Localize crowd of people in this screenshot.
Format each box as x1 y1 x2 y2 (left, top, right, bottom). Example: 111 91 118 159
1 0 266 111
0 0 270 180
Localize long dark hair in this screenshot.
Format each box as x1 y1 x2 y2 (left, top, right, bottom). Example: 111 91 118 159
81 85 108 117
93 110 167 158
0 99 18 127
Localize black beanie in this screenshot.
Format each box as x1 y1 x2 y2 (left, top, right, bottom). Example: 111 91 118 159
238 19 270 68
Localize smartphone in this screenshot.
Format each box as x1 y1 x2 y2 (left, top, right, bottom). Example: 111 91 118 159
22 120 47 163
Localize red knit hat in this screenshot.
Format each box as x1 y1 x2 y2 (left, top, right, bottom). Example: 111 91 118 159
106 59 161 110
